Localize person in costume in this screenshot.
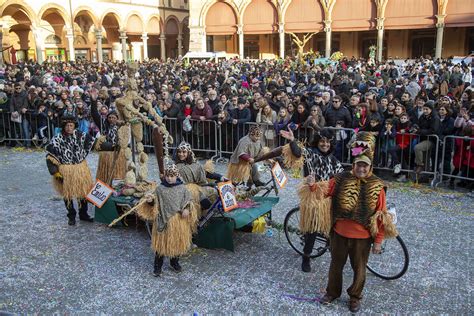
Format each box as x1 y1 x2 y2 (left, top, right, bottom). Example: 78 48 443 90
174 141 227 210
45 115 95 225
256 127 345 272
226 125 267 187
319 132 398 313
139 164 197 277
90 88 126 184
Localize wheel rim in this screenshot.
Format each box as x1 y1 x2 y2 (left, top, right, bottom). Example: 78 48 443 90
367 236 409 280
284 208 305 255
284 208 329 258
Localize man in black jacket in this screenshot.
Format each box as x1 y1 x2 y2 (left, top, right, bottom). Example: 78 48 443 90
324 95 352 127
413 100 440 174
9 83 31 147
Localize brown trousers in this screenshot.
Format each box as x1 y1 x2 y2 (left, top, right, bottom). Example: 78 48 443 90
326 230 372 300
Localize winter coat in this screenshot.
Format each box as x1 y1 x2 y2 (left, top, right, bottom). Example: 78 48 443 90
453 138 474 169
324 105 352 127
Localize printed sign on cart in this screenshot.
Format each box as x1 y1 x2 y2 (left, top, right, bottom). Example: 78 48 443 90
86 180 114 208
217 181 238 212
271 162 288 188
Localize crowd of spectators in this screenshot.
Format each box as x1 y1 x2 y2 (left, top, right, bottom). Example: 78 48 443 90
0 55 472 188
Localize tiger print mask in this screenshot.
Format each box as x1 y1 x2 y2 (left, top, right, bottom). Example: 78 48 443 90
351 131 376 163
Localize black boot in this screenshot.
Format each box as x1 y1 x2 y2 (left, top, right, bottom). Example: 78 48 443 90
64 199 76 226
78 199 93 222
301 255 311 272
301 232 317 272
153 255 164 277
170 257 182 273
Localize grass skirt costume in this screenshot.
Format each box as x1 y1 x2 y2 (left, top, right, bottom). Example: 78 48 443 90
136 179 198 257
227 134 267 183
255 139 344 236
94 125 126 183
45 130 95 200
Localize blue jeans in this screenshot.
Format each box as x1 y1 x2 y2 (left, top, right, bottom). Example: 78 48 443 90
21 118 31 147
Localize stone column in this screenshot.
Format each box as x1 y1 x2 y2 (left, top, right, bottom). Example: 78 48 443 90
141 32 148 60
65 28 75 62
95 28 103 63
435 14 446 59
376 18 385 62
278 22 285 58
324 20 332 58
0 29 4 66
131 42 143 61
237 24 244 59
32 27 44 64
177 34 183 57
160 34 166 60
119 31 128 61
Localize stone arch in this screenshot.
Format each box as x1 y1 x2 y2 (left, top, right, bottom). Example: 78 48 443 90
165 15 180 35
38 3 71 27
73 7 99 29
200 0 240 27
39 7 68 44
384 0 436 29
100 10 123 30
0 0 37 25
102 12 122 43
332 0 376 31
205 1 238 35
1 1 36 55
146 15 162 35
242 0 279 34
284 0 324 32
125 12 145 34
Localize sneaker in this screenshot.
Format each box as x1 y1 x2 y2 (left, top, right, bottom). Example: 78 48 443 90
396 174 407 182
32 134 38 141
394 164 401 175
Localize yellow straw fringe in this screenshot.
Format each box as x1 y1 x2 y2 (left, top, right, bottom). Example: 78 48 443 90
369 211 399 239
297 180 332 235
94 135 106 151
226 160 251 183
203 160 215 174
52 160 93 200
47 155 60 166
96 149 127 183
136 201 159 222
151 205 198 257
282 143 304 170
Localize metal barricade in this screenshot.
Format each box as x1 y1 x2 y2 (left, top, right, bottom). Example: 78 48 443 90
438 135 474 186
322 127 358 167
371 131 441 186
216 121 247 162
143 117 219 160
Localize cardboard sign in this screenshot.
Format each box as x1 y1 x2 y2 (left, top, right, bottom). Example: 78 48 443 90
217 181 238 212
271 162 288 189
86 180 114 208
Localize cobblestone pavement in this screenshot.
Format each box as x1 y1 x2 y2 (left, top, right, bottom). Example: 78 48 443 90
0 147 472 314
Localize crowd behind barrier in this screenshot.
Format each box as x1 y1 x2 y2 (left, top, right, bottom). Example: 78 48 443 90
1 111 473 188
0 56 473 188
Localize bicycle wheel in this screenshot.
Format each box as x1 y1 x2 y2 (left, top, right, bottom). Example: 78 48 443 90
367 235 409 280
283 207 329 259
